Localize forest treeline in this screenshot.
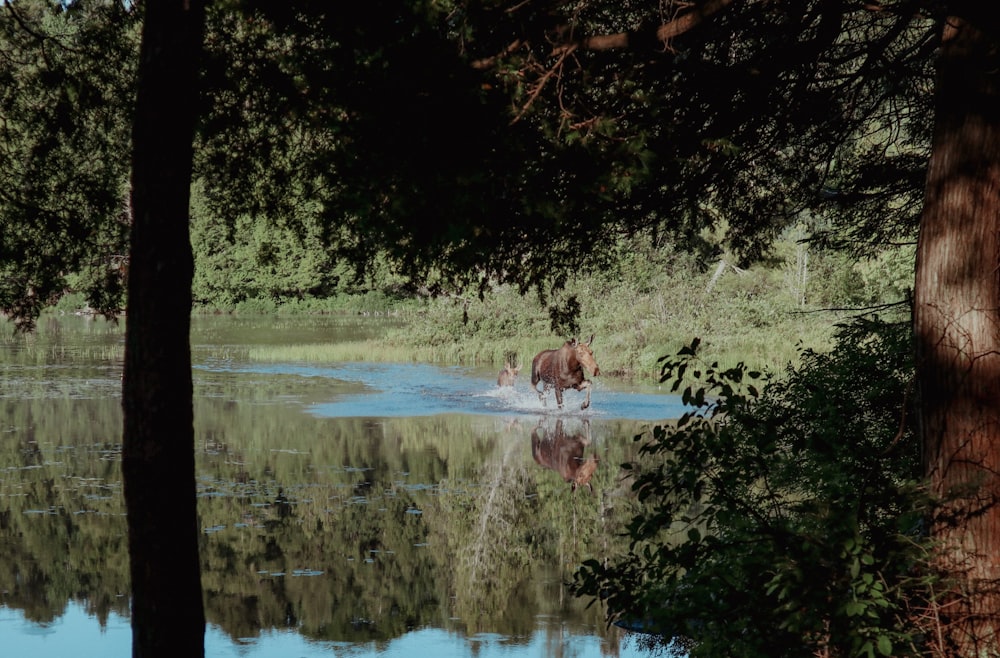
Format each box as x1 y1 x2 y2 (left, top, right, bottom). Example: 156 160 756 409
184 228 915 379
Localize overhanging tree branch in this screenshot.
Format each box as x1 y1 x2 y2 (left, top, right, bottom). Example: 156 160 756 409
551 0 736 55
471 0 736 69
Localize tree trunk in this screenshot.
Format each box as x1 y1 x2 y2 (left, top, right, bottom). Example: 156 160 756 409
122 1 206 657
914 14 1000 656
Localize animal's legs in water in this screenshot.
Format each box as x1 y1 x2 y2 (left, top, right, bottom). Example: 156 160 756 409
536 382 549 407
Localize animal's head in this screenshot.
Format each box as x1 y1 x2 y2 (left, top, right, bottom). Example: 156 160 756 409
498 362 519 386
571 335 600 376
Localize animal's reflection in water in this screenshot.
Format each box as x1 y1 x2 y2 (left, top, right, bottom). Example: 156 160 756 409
530 419 600 492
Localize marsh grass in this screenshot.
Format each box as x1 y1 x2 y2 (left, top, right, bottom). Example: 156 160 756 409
360 247 852 383
246 336 555 366
248 340 432 364
231 242 884 385
0 320 125 365
240 310 836 386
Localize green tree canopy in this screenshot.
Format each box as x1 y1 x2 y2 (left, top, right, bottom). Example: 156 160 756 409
195 0 648 300
0 0 137 328
2 1 935 321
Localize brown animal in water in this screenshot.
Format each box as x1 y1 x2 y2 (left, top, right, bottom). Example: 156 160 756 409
497 360 521 387
531 419 600 492
531 335 600 410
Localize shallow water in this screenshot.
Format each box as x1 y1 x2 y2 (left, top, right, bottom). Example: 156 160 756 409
198 359 689 420
0 314 685 657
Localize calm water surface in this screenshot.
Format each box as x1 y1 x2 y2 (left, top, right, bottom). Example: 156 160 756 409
0 314 684 658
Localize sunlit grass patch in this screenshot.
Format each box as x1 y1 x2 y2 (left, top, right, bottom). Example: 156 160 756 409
247 340 440 364
246 338 533 367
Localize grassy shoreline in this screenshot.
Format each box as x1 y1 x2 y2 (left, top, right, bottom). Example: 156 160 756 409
190 286 848 386
37 238 909 385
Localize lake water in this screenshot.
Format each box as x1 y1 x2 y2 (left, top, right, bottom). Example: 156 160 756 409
0 314 684 657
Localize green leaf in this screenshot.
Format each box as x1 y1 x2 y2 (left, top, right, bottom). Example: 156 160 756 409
877 635 892 656
845 601 866 617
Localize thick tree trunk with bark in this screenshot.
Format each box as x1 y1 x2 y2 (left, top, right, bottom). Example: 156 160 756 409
122 1 207 656
914 14 1000 656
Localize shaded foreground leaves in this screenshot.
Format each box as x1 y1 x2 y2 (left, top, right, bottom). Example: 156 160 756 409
574 319 934 658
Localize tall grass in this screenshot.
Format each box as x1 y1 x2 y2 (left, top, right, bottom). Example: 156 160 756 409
362 242 858 383
247 340 438 364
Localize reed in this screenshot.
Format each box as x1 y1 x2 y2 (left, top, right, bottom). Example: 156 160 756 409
248 340 446 364
0 341 125 365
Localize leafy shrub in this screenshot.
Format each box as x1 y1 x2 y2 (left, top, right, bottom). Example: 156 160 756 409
573 319 932 658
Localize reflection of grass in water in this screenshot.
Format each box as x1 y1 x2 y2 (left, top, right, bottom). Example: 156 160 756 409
1 317 125 365
0 343 124 365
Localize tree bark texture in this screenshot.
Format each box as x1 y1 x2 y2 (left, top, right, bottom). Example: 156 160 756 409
914 14 1000 656
122 1 207 657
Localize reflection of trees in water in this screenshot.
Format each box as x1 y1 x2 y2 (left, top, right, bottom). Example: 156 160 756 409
0 399 129 628
1 386 645 647
451 440 537 632
427 416 641 640
198 466 446 643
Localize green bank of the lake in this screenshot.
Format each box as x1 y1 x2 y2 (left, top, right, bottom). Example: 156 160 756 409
23 291 845 387
191 287 847 386
40 235 912 383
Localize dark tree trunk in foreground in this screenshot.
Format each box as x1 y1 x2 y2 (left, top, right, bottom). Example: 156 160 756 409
122 1 207 656
914 13 1000 656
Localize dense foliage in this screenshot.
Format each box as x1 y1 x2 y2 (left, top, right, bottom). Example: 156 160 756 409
2 1 934 326
448 1 935 258
0 0 137 327
194 0 648 305
573 319 929 657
